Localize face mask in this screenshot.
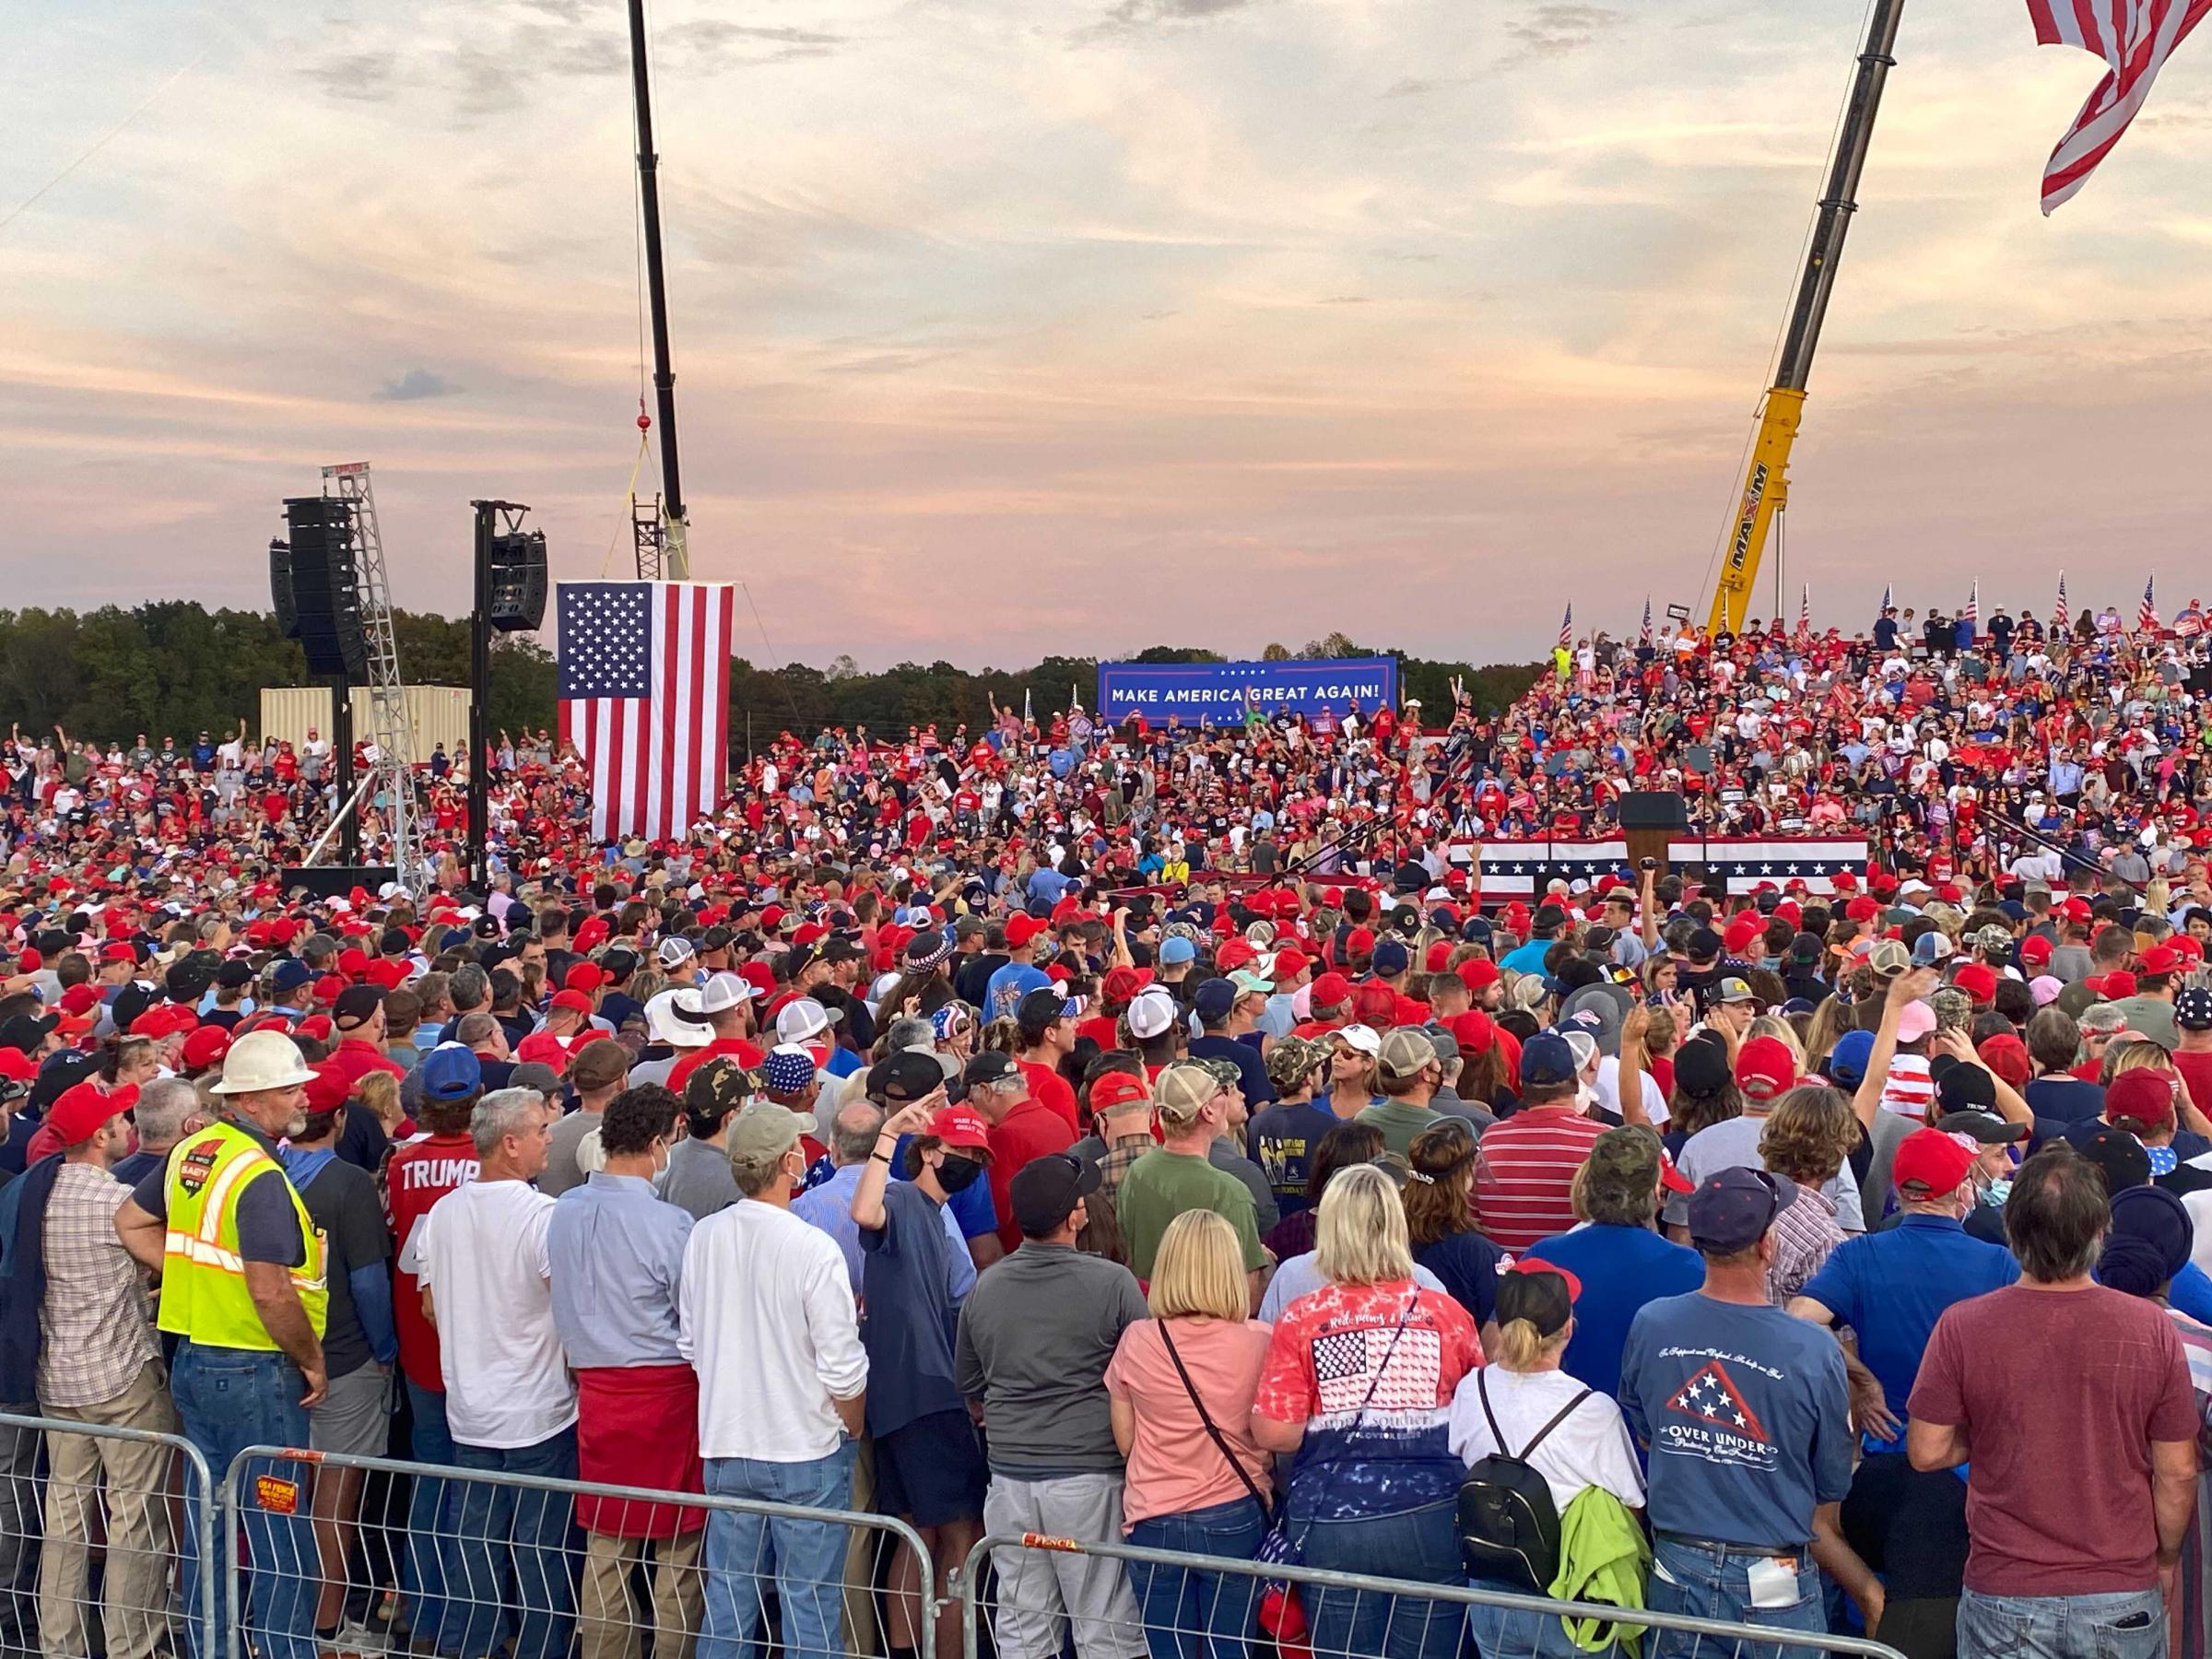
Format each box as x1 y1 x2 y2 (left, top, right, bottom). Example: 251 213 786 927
935 1153 986 1194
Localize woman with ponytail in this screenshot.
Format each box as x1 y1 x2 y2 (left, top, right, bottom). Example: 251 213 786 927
1448 1264 1645 1657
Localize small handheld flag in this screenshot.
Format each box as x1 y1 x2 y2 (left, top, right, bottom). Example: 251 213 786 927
2054 571 2069 633
2140 576 2160 635
1558 604 1573 650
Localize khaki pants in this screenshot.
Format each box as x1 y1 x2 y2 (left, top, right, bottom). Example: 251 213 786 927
37 1362 179 1659
843 1433 881 1656
579 1527 704 1659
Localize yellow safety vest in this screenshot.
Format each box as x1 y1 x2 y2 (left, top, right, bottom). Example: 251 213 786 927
157 1119 329 1349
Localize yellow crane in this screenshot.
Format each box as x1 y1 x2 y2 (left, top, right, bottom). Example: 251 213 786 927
1706 0 1905 635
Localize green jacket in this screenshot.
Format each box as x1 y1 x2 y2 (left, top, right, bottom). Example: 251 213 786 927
1548 1485 1649 1656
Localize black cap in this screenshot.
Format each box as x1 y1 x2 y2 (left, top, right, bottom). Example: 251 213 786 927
0 1012 58 1055
334 984 386 1028
868 1049 945 1105
1933 1110 2027 1146
2070 1124 2152 1193
1686 927 1724 963
963 1051 1018 1089
164 959 214 1002
1935 1064 1996 1115
1009 1152 1101 1239
216 959 256 989
109 987 156 1038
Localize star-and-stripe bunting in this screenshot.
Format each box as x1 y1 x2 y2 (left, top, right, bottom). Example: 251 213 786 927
1665 837 1873 895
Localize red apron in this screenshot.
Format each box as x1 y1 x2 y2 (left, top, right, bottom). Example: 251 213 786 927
573 1364 707 1537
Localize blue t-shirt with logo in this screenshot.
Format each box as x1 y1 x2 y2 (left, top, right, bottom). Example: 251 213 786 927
1618 1292 1853 1549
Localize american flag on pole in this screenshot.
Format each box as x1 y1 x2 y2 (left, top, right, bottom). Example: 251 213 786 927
2054 570 2069 632
2140 575 2161 634
2026 0 2212 212
1558 604 1573 650
1965 580 1979 625
557 581 735 842
1798 583 1810 632
1879 582 1893 613
1640 596 1653 648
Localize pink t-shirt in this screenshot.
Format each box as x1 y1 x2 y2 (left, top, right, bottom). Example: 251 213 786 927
1104 1317 1275 1527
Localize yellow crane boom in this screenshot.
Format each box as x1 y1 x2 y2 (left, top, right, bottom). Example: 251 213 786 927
1706 0 1905 636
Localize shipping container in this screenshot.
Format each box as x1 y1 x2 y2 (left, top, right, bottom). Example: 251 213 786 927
257 686 471 763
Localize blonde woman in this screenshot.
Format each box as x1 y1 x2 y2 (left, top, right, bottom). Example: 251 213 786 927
1251 1164 1481 1659
1106 1211 1274 1659
1317 1027 1384 1119
1447 1264 1644 1657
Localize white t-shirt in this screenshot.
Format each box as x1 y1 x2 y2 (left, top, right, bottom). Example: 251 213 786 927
678 1201 866 1463
1594 1056 1668 1128
1446 1366 1646 1516
408 1179 576 1449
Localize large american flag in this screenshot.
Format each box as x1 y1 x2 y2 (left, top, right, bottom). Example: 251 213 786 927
557 582 735 842
2140 575 2161 634
2027 0 2212 212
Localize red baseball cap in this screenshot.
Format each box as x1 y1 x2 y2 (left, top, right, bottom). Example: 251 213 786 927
925 1104 993 1152
2018 935 2053 965
2092 971 2138 1000
1310 971 1353 1010
1952 963 1998 1005
1102 965 1153 1003
1734 1035 1798 1104
2106 1068 2179 1131
303 1067 352 1116
1457 959 1500 994
1345 926 1376 959
564 962 611 994
1088 1072 1153 1114
1351 982 1399 1030
181 1026 233 1072
49 1081 135 1147
1449 1009 1496 1057
1893 1126 1977 1199
1006 914 1046 948
2139 945 2184 977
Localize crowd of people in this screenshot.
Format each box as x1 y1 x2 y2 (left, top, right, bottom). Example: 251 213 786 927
1 593 2211 1659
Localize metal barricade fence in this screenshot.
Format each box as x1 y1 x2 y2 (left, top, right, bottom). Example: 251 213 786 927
0 1404 218 1659
959 1531 1912 1659
221 1444 935 1659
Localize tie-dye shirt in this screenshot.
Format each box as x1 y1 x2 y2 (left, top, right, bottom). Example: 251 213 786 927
1254 1278 1483 1522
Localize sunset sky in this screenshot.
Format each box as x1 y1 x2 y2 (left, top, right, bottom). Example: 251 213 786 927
7 0 2212 670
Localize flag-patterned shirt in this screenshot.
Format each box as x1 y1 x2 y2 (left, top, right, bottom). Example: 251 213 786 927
1473 1104 1609 1251
1255 1279 1481 1522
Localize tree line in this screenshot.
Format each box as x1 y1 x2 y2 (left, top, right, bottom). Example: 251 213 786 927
0 605 1541 759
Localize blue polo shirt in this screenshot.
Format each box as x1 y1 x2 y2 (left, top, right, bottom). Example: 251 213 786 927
1796 1212 2018 1447
1499 939 1554 976
1522 1223 1705 1398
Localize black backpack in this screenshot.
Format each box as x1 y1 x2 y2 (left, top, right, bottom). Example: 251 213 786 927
1456 1371 1591 1591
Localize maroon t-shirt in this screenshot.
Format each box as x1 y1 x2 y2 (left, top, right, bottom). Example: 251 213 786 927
1910 1284 2198 1596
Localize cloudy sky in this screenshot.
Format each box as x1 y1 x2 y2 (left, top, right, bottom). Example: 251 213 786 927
6 0 2212 669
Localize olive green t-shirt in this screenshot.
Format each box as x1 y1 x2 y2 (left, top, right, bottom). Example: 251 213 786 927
1116 1147 1265 1280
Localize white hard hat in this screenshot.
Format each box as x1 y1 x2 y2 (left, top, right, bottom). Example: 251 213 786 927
208 1030 316 1095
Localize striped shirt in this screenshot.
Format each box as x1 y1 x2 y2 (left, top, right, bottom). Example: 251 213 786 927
1473 1105 1608 1252
1766 1182 1844 1306
1878 1055 1935 1120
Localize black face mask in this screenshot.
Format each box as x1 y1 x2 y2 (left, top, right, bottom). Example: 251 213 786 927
935 1153 986 1194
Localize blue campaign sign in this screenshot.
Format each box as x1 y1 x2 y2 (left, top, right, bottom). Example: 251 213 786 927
1095 657 1398 724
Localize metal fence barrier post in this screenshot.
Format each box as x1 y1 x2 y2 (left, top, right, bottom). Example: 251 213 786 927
221 1443 935 1659
0 1406 216 1659
959 1530 1916 1659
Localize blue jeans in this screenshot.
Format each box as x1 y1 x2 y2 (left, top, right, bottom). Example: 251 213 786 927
1958 1587 2166 1659
699 1440 858 1659
1128 1497 1266 1659
450 1429 580 1659
171 1341 318 1659
1299 1499 1464 1659
401 1379 468 1656
1647 1536 1823 1659
1466 1574 1601 1658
